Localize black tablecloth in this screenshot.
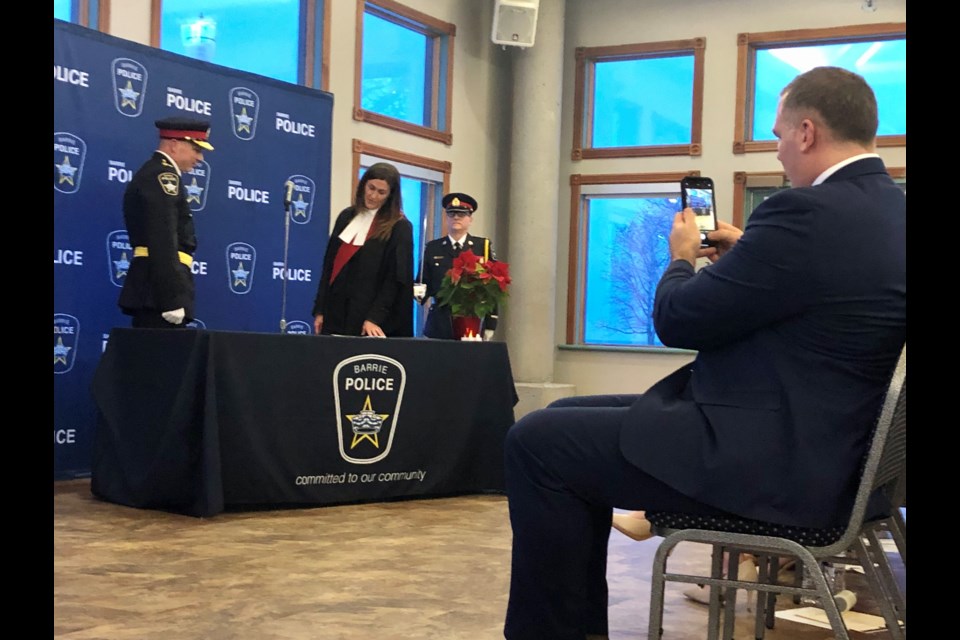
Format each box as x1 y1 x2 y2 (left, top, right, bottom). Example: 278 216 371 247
90 329 518 517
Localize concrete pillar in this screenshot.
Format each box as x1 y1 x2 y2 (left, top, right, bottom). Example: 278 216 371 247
503 0 575 414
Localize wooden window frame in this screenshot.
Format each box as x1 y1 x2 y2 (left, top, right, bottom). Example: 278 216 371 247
731 166 906 228
150 0 331 91
354 0 454 145
572 39 706 161
566 171 699 344
733 23 906 154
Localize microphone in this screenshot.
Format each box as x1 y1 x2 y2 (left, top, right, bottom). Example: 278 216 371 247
283 180 295 207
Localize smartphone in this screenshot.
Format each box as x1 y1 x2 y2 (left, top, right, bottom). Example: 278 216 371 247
680 176 718 248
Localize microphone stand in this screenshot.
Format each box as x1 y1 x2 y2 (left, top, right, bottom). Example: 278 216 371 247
279 190 293 333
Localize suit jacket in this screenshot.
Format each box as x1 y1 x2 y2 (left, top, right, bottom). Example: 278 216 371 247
419 234 498 339
312 207 414 337
620 157 906 529
118 152 197 319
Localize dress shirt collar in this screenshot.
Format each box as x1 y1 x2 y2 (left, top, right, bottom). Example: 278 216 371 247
812 153 881 186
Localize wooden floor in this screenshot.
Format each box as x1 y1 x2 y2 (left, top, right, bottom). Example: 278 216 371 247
54 480 903 639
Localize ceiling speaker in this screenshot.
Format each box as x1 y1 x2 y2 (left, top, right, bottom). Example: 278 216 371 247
491 0 539 48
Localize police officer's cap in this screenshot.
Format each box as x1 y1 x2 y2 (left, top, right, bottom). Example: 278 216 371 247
442 192 478 214
155 117 214 151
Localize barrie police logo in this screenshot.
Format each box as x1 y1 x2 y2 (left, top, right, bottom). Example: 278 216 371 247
283 320 312 335
185 318 206 329
111 58 147 117
287 175 316 225
226 241 256 294
184 160 211 211
333 355 406 464
53 132 86 194
54 314 80 374
106 230 132 287
230 87 260 140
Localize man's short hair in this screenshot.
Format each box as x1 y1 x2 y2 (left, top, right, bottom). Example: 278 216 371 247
780 66 878 146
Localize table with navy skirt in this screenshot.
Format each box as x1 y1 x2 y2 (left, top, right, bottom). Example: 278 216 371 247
90 328 518 517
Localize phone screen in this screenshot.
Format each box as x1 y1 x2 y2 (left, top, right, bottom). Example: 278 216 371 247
685 187 717 233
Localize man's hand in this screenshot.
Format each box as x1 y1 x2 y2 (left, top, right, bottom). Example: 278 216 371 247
483 329 495 342
161 308 185 325
699 221 743 264
313 314 324 335
413 283 427 302
668 208 702 266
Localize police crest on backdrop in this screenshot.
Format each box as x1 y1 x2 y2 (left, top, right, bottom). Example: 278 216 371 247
54 314 80 375
282 320 312 335
183 160 211 211
230 86 260 140
333 355 407 464
111 57 147 117
226 241 257 294
53 132 86 194
287 174 316 225
106 230 133 288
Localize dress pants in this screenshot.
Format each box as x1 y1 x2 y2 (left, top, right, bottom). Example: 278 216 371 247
503 396 733 640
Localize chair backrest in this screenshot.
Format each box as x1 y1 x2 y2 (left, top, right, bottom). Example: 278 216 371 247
821 345 906 556
647 344 907 552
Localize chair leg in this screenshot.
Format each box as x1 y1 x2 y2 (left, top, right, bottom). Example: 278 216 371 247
853 537 905 640
647 540 674 640
864 527 906 619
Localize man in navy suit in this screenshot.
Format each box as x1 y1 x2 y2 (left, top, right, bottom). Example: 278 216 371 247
502 67 906 640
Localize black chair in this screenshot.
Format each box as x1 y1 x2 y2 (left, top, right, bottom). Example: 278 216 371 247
645 346 906 640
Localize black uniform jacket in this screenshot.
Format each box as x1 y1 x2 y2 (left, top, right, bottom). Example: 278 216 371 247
118 152 197 319
418 234 498 339
312 206 414 337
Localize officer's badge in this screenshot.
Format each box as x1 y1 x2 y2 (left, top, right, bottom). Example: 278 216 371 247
158 172 179 196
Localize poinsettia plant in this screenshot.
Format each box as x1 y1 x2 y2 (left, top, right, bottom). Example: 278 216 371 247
435 250 511 319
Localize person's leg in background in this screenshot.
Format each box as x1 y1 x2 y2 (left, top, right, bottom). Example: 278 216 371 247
503 404 731 640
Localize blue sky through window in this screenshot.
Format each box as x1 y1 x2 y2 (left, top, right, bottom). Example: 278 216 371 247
752 39 906 140
361 12 428 126
592 55 694 148
161 0 300 83
583 196 678 346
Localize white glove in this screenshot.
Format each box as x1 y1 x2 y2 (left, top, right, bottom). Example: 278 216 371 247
413 283 427 302
161 308 185 325
483 329 495 342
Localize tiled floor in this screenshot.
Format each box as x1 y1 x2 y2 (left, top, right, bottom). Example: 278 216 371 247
54 480 903 639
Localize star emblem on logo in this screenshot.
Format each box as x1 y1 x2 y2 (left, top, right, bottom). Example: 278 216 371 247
344 395 390 449
184 178 204 204
118 81 140 109
53 337 72 366
235 108 253 133
55 156 77 185
114 251 130 278
292 196 309 218
232 262 250 287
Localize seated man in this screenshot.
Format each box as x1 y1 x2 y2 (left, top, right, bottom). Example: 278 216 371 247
416 192 498 340
502 66 906 640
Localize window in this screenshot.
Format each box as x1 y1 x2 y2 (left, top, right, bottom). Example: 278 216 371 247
572 39 705 160
54 0 105 29
154 0 330 90
352 140 451 335
733 23 906 153
566 172 697 348
354 0 455 144
732 168 906 228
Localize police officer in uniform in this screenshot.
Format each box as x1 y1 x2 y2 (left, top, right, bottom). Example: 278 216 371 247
416 192 498 340
118 117 213 328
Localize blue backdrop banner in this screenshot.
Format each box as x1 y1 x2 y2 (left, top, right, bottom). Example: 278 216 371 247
54 19 333 479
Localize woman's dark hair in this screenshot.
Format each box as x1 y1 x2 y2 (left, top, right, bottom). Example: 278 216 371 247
354 162 404 241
